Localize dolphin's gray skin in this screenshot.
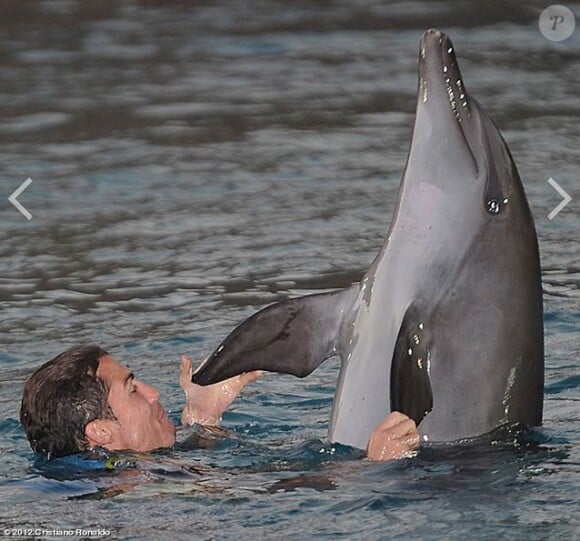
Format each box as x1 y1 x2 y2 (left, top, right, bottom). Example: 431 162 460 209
192 29 544 450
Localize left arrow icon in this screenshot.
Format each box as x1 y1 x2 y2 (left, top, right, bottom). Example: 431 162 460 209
9 178 34 220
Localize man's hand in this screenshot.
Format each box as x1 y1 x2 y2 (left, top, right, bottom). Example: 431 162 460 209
367 411 420 461
179 355 262 426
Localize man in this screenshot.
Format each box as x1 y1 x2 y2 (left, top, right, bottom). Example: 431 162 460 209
20 345 419 461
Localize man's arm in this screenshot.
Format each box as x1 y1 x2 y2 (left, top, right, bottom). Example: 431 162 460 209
179 355 419 461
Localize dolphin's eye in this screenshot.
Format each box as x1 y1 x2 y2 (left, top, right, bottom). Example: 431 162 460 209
486 198 501 215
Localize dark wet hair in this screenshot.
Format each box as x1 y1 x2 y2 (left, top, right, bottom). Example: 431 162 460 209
20 345 114 459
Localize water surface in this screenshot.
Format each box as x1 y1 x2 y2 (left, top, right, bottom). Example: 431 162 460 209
0 1 578 540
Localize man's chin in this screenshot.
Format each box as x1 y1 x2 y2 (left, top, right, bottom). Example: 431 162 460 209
132 422 176 452
160 418 177 448
166 425 177 447
136 434 176 453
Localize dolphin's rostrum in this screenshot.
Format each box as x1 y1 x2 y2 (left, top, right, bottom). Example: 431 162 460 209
192 29 544 450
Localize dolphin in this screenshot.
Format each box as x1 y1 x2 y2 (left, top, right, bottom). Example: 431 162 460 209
192 29 544 450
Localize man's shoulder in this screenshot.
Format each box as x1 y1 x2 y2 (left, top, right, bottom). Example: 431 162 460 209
34 448 136 476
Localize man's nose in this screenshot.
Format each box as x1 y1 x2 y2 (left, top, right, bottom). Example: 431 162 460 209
138 381 160 404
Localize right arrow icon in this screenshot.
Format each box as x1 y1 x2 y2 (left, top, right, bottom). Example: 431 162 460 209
547 177 572 221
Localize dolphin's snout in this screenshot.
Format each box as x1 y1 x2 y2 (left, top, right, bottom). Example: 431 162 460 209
418 28 470 125
419 29 454 73
423 28 443 41
420 28 445 57
419 29 446 76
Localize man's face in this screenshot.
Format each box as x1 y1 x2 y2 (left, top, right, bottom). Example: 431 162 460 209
94 355 176 452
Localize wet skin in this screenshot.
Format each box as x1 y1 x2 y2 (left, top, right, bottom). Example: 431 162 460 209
85 355 176 453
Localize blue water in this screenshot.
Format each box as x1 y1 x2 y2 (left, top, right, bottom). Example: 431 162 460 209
0 1 578 539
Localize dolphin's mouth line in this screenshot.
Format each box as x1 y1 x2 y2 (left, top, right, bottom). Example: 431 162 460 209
419 31 471 131
428 31 479 176
439 40 469 122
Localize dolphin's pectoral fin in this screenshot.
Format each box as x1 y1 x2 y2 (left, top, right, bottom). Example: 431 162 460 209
192 286 358 386
390 309 433 426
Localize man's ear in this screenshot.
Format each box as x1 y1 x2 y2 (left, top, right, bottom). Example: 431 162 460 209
85 419 116 449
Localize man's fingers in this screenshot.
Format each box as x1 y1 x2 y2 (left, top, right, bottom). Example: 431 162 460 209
405 433 421 448
179 355 193 390
181 355 192 373
367 411 420 461
240 370 263 386
378 411 410 430
373 411 413 432
378 419 417 445
389 419 420 452
392 418 417 438
230 370 262 389
181 356 193 378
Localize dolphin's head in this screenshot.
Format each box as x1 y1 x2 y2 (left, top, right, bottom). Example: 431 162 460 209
402 29 526 221
388 30 542 442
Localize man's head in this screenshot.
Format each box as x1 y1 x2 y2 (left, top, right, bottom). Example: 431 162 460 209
20 345 176 458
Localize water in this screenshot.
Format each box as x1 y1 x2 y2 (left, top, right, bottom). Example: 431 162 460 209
0 1 578 539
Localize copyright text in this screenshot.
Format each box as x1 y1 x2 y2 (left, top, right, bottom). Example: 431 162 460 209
3 528 111 538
